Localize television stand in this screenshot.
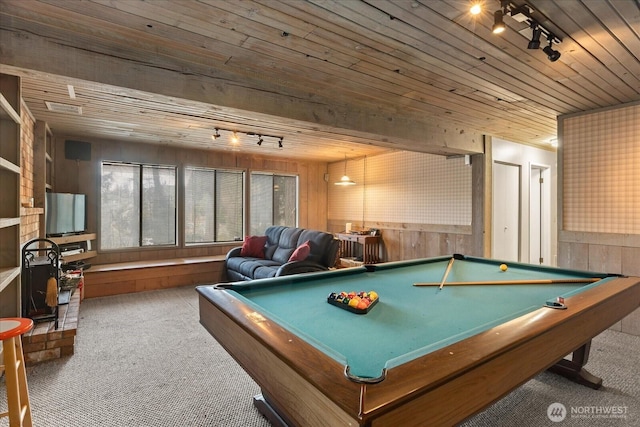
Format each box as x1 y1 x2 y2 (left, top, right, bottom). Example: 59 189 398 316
48 233 97 264
48 231 86 238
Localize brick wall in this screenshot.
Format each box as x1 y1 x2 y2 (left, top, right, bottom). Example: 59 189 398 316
20 101 41 243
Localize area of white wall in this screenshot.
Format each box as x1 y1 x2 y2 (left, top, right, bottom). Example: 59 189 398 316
492 138 558 265
327 151 472 229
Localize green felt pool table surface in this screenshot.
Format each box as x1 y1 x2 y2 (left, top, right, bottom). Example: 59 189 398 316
198 254 640 426
217 256 611 380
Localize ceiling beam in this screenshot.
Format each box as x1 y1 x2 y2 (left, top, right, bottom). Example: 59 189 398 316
0 21 484 156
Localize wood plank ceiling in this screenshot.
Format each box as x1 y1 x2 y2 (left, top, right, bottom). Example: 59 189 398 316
1 0 638 162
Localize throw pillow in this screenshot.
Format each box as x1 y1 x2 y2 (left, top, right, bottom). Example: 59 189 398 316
240 235 268 258
289 240 311 262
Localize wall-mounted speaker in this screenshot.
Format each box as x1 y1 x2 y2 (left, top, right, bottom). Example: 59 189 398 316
65 140 91 161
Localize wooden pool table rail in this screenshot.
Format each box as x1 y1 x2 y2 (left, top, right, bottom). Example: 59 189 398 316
198 290 363 425
197 273 640 426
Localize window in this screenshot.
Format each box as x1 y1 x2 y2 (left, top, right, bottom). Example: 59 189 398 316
250 173 298 235
184 167 244 243
101 162 176 249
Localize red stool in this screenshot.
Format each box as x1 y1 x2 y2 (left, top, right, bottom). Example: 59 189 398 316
0 318 33 427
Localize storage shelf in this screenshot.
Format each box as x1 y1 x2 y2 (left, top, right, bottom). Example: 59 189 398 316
49 233 97 263
0 73 22 318
0 217 21 229
49 233 97 245
0 267 20 293
61 250 97 263
0 157 20 174
0 92 21 123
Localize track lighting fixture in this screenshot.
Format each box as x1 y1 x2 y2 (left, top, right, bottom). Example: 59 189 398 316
492 10 505 34
492 0 509 34
528 23 542 49
477 1 562 62
210 127 284 148
543 39 561 62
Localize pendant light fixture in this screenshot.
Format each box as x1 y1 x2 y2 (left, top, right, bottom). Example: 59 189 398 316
335 154 356 186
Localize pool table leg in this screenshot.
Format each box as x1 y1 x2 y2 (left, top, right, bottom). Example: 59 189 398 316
547 340 603 390
253 391 292 427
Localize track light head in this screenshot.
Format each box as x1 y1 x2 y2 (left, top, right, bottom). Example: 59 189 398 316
543 40 561 62
212 128 221 140
278 138 283 149
492 10 506 34
528 25 542 50
257 135 263 146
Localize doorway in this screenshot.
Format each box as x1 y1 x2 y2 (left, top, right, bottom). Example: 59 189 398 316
529 165 551 265
492 162 520 262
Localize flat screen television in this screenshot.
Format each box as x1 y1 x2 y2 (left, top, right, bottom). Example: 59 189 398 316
45 193 86 236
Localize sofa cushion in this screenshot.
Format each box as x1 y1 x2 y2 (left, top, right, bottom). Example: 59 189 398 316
253 264 281 279
240 235 267 258
271 227 303 264
289 240 311 262
298 229 337 266
226 256 280 279
263 226 286 259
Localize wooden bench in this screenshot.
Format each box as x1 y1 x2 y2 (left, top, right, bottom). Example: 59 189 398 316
83 255 226 298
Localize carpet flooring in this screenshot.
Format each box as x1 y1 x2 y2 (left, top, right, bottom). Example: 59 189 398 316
1 285 638 426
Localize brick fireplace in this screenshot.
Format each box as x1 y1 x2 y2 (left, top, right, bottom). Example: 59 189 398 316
21 291 80 365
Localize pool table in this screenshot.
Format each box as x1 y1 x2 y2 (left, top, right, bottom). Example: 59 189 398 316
196 255 640 427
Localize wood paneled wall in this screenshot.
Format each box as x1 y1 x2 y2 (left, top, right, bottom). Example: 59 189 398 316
327 220 474 262
51 134 488 268
51 136 329 266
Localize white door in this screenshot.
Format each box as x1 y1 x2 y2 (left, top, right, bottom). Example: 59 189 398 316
530 166 551 265
492 162 520 261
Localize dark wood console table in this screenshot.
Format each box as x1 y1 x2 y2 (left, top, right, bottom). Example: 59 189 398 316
336 233 381 264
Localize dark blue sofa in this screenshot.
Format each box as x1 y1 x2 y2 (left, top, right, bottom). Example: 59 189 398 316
225 226 339 281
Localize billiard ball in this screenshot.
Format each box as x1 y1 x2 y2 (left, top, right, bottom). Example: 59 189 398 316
500 264 508 271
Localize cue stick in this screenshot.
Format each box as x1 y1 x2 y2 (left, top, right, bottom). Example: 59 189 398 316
438 254 465 290
414 278 602 287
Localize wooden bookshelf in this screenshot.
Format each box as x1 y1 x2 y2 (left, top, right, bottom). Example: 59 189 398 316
0 73 22 316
